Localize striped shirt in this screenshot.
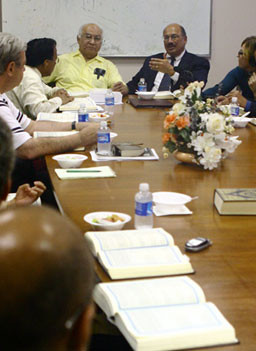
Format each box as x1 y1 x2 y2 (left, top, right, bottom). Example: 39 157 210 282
0 94 31 149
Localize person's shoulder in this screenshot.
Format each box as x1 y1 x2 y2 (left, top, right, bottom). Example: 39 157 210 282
58 50 79 61
184 51 209 64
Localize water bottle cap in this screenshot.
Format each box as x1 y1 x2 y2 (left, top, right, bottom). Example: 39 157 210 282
139 183 149 191
100 120 107 127
231 97 238 103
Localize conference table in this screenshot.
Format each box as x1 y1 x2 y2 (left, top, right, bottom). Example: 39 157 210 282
46 99 256 351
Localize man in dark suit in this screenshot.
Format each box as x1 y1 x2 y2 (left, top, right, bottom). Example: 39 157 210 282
127 23 210 94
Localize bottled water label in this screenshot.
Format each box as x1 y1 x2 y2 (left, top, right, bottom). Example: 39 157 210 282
135 201 153 216
138 84 147 92
105 97 115 106
78 112 89 122
98 132 110 143
231 106 239 116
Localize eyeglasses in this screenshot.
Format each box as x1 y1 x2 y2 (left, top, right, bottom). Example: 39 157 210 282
81 33 102 42
163 34 182 41
237 50 246 57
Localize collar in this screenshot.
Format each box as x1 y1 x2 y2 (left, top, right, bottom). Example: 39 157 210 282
75 50 104 63
166 49 186 62
25 65 42 78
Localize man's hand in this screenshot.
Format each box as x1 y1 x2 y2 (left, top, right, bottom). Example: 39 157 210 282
149 54 175 76
248 72 256 98
227 91 247 108
52 89 74 105
14 181 46 206
216 95 229 105
112 82 128 96
79 122 99 147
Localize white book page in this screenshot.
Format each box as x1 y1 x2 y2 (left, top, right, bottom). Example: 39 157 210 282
94 277 205 317
37 112 77 122
116 302 237 350
99 246 193 279
85 228 174 253
33 131 79 138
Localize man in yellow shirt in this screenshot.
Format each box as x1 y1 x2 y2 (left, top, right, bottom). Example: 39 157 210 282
44 23 128 95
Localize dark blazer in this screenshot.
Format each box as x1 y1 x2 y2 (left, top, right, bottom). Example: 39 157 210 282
127 51 210 94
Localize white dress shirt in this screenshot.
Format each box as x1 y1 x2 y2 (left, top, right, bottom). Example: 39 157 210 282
7 66 62 120
152 50 186 92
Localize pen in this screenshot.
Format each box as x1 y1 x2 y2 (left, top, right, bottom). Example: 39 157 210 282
66 170 101 173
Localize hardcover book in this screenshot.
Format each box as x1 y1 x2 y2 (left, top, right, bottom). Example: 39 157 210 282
214 188 256 215
93 276 238 351
84 228 194 279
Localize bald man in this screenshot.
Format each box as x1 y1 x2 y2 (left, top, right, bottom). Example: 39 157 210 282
0 206 95 350
44 23 128 95
127 23 210 93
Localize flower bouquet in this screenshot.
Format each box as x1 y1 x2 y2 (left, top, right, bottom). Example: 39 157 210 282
162 81 241 170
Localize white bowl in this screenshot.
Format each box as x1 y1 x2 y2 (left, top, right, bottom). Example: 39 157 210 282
84 211 131 231
110 132 118 140
232 117 251 128
136 91 156 100
153 192 192 211
88 112 110 122
52 154 88 168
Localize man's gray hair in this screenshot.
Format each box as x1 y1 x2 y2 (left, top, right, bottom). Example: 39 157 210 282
0 32 26 75
0 118 14 199
77 24 103 38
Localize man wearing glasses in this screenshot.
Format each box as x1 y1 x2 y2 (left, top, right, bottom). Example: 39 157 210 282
127 23 210 94
45 23 128 95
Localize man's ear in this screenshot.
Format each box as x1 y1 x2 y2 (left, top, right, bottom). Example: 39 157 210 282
68 303 95 351
6 61 16 77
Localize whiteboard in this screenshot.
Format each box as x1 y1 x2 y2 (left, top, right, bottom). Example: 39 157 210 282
2 0 211 57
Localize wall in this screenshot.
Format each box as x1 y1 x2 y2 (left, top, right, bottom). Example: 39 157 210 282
111 0 256 89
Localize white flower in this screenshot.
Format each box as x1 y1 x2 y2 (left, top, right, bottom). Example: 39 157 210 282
199 147 222 170
206 113 225 134
190 132 215 155
184 81 204 100
172 102 186 115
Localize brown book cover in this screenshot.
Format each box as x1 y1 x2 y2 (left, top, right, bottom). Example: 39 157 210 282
128 96 173 108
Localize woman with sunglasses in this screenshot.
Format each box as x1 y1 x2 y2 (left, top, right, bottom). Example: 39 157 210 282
202 36 256 104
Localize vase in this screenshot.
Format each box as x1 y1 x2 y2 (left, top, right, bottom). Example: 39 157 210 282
173 150 195 164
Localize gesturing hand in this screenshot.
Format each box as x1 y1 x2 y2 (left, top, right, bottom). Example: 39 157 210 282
149 53 175 76
14 181 46 206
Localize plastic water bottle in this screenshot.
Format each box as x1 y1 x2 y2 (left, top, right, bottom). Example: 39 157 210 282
138 78 147 92
230 97 239 116
78 103 88 122
97 120 112 156
105 89 115 115
135 183 153 229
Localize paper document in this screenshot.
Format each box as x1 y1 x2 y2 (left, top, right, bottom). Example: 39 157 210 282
55 166 116 179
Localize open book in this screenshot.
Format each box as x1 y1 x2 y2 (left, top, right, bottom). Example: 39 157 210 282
94 276 238 351
84 228 193 279
37 112 77 122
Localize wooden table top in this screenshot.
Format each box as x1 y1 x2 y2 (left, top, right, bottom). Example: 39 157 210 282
46 101 256 350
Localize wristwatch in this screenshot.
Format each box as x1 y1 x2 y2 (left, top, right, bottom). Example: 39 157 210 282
71 121 76 130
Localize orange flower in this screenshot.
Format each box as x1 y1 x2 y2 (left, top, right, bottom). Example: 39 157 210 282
163 113 177 129
175 115 190 130
162 133 171 144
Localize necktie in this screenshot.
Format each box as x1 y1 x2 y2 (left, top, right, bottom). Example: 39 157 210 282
158 57 175 91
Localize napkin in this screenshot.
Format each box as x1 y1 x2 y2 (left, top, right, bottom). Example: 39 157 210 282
54 166 116 180
153 205 192 216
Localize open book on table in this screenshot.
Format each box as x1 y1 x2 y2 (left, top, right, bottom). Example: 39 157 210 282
58 97 103 112
94 276 238 351
84 227 193 279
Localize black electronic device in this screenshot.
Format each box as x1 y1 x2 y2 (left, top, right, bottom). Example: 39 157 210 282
94 68 106 79
185 237 212 252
